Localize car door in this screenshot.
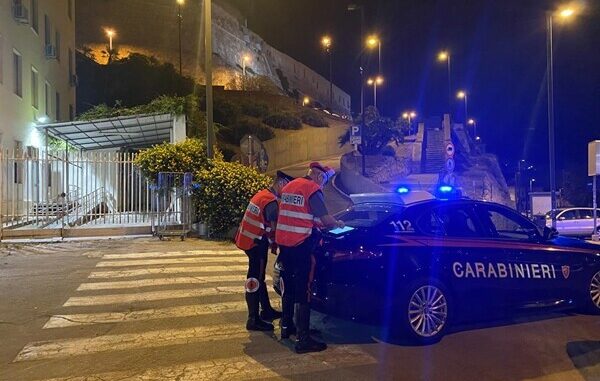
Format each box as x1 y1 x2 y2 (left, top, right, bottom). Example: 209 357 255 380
425 202 510 318
475 203 572 308
556 209 579 236
577 209 595 236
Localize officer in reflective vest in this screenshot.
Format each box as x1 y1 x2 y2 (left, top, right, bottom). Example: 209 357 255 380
235 171 294 331
275 162 344 354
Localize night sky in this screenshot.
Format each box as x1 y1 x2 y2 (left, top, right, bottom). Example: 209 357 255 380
222 0 599 186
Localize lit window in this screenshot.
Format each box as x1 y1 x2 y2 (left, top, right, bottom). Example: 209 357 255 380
13 50 23 97
55 91 60 121
31 67 39 108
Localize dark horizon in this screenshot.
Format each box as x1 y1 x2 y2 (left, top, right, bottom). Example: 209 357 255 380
223 0 600 187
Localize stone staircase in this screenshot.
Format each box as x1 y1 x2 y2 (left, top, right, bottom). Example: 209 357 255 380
424 129 445 173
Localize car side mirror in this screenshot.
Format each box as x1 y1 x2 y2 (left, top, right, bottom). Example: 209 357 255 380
543 226 558 241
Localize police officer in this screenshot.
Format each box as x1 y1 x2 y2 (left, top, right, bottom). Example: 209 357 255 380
235 171 294 331
275 162 344 353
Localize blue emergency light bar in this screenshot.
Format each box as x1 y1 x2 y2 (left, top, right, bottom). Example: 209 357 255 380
438 185 454 193
396 186 410 194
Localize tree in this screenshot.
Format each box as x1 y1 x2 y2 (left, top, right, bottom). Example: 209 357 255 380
339 106 404 155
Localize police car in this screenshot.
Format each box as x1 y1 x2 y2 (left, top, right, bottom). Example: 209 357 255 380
305 187 600 344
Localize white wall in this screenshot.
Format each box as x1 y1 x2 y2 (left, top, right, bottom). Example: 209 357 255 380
0 0 76 150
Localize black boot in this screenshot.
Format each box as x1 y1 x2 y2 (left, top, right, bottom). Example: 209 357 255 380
245 292 274 331
280 292 296 339
259 281 282 321
294 304 327 354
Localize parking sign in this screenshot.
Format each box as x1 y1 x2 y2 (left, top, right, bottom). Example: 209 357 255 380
350 125 362 145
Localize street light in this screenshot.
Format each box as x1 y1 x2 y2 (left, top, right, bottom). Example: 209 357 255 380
468 118 477 137
242 54 251 76
402 111 417 134
302 96 310 107
437 50 452 114
321 35 334 109
367 76 383 108
366 35 382 73
105 28 116 51
546 3 579 227
457 90 468 124
176 0 184 75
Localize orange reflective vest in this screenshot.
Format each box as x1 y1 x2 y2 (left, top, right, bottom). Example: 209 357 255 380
275 178 321 247
235 189 277 251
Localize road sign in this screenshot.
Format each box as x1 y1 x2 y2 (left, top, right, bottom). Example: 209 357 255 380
445 142 455 158
445 158 455 173
257 148 269 173
240 135 262 156
350 125 362 145
240 135 265 171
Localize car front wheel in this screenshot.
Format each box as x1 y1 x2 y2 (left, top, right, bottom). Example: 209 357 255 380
585 270 600 314
392 278 451 344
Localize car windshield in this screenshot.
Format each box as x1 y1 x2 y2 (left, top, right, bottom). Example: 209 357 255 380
335 203 404 228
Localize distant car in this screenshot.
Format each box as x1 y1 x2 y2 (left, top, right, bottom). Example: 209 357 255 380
274 197 600 344
545 208 600 237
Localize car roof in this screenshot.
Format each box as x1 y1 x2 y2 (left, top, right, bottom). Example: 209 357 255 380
349 191 435 206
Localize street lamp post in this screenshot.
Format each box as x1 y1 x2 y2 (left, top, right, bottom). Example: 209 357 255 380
468 118 477 138
547 5 577 228
457 90 468 123
366 35 381 74
438 51 451 114
367 76 383 108
321 36 333 109
176 0 184 76
348 3 366 176
402 111 417 135
529 178 536 217
105 28 115 51
205 0 214 159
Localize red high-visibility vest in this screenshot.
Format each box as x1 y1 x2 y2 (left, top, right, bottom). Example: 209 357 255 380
275 178 321 247
235 189 277 250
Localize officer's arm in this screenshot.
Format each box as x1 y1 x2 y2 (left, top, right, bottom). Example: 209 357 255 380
309 192 344 229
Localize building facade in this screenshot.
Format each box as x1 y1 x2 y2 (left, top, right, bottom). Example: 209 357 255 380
0 0 76 151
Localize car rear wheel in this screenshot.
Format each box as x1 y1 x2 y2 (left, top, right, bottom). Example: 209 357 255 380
391 278 451 344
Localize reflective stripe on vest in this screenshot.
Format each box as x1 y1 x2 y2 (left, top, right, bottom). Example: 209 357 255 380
235 189 277 250
275 178 321 247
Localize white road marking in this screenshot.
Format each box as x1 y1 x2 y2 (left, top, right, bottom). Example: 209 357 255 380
77 275 272 290
15 323 248 361
88 265 249 279
63 286 244 306
38 345 376 380
102 249 244 259
96 257 248 267
43 301 248 328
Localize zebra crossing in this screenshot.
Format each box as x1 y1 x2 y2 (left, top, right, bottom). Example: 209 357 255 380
10 245 376 380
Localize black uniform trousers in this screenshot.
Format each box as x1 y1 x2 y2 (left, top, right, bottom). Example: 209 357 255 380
278 234 318 332
244 239 273 314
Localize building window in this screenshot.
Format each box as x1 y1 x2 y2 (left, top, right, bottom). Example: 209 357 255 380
0 34 3 85
68 48 73 80
55 30 60 61
14 141 24 184
44 81 50 117
69 104 74 121
44 14 51 47
13 50 23 97
55 91 60 121
31 67 39 109
68 0 73 20
31 0 38 33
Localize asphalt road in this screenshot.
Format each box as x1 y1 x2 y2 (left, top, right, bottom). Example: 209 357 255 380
1 238 599 381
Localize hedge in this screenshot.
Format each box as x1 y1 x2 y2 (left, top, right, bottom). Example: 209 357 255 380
134 138 209 182
300 109 329 127
240 101 270 118
263 113 302 130
195 161 271 236
218 118 275 145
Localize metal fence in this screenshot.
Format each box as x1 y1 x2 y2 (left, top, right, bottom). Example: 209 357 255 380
0 149 159 239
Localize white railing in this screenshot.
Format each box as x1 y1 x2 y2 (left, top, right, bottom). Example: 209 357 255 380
0 149 158 238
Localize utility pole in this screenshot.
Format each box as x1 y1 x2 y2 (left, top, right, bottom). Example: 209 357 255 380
546 12 556 228
205 0 214 158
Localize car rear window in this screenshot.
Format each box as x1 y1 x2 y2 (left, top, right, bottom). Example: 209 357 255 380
336 203 403 228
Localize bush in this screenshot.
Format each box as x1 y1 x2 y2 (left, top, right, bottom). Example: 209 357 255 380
300 109 329 127
212 98 240 126
381 145 396 157
263 113 302 130
218 118 275 145
240 101 270 118
134 138 209 182
195 161 271 236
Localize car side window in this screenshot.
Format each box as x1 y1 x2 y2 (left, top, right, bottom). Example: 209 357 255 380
559 210 579 220
416 210 445 236
479 205 539 241
433 205 481 238
579 209 593 219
